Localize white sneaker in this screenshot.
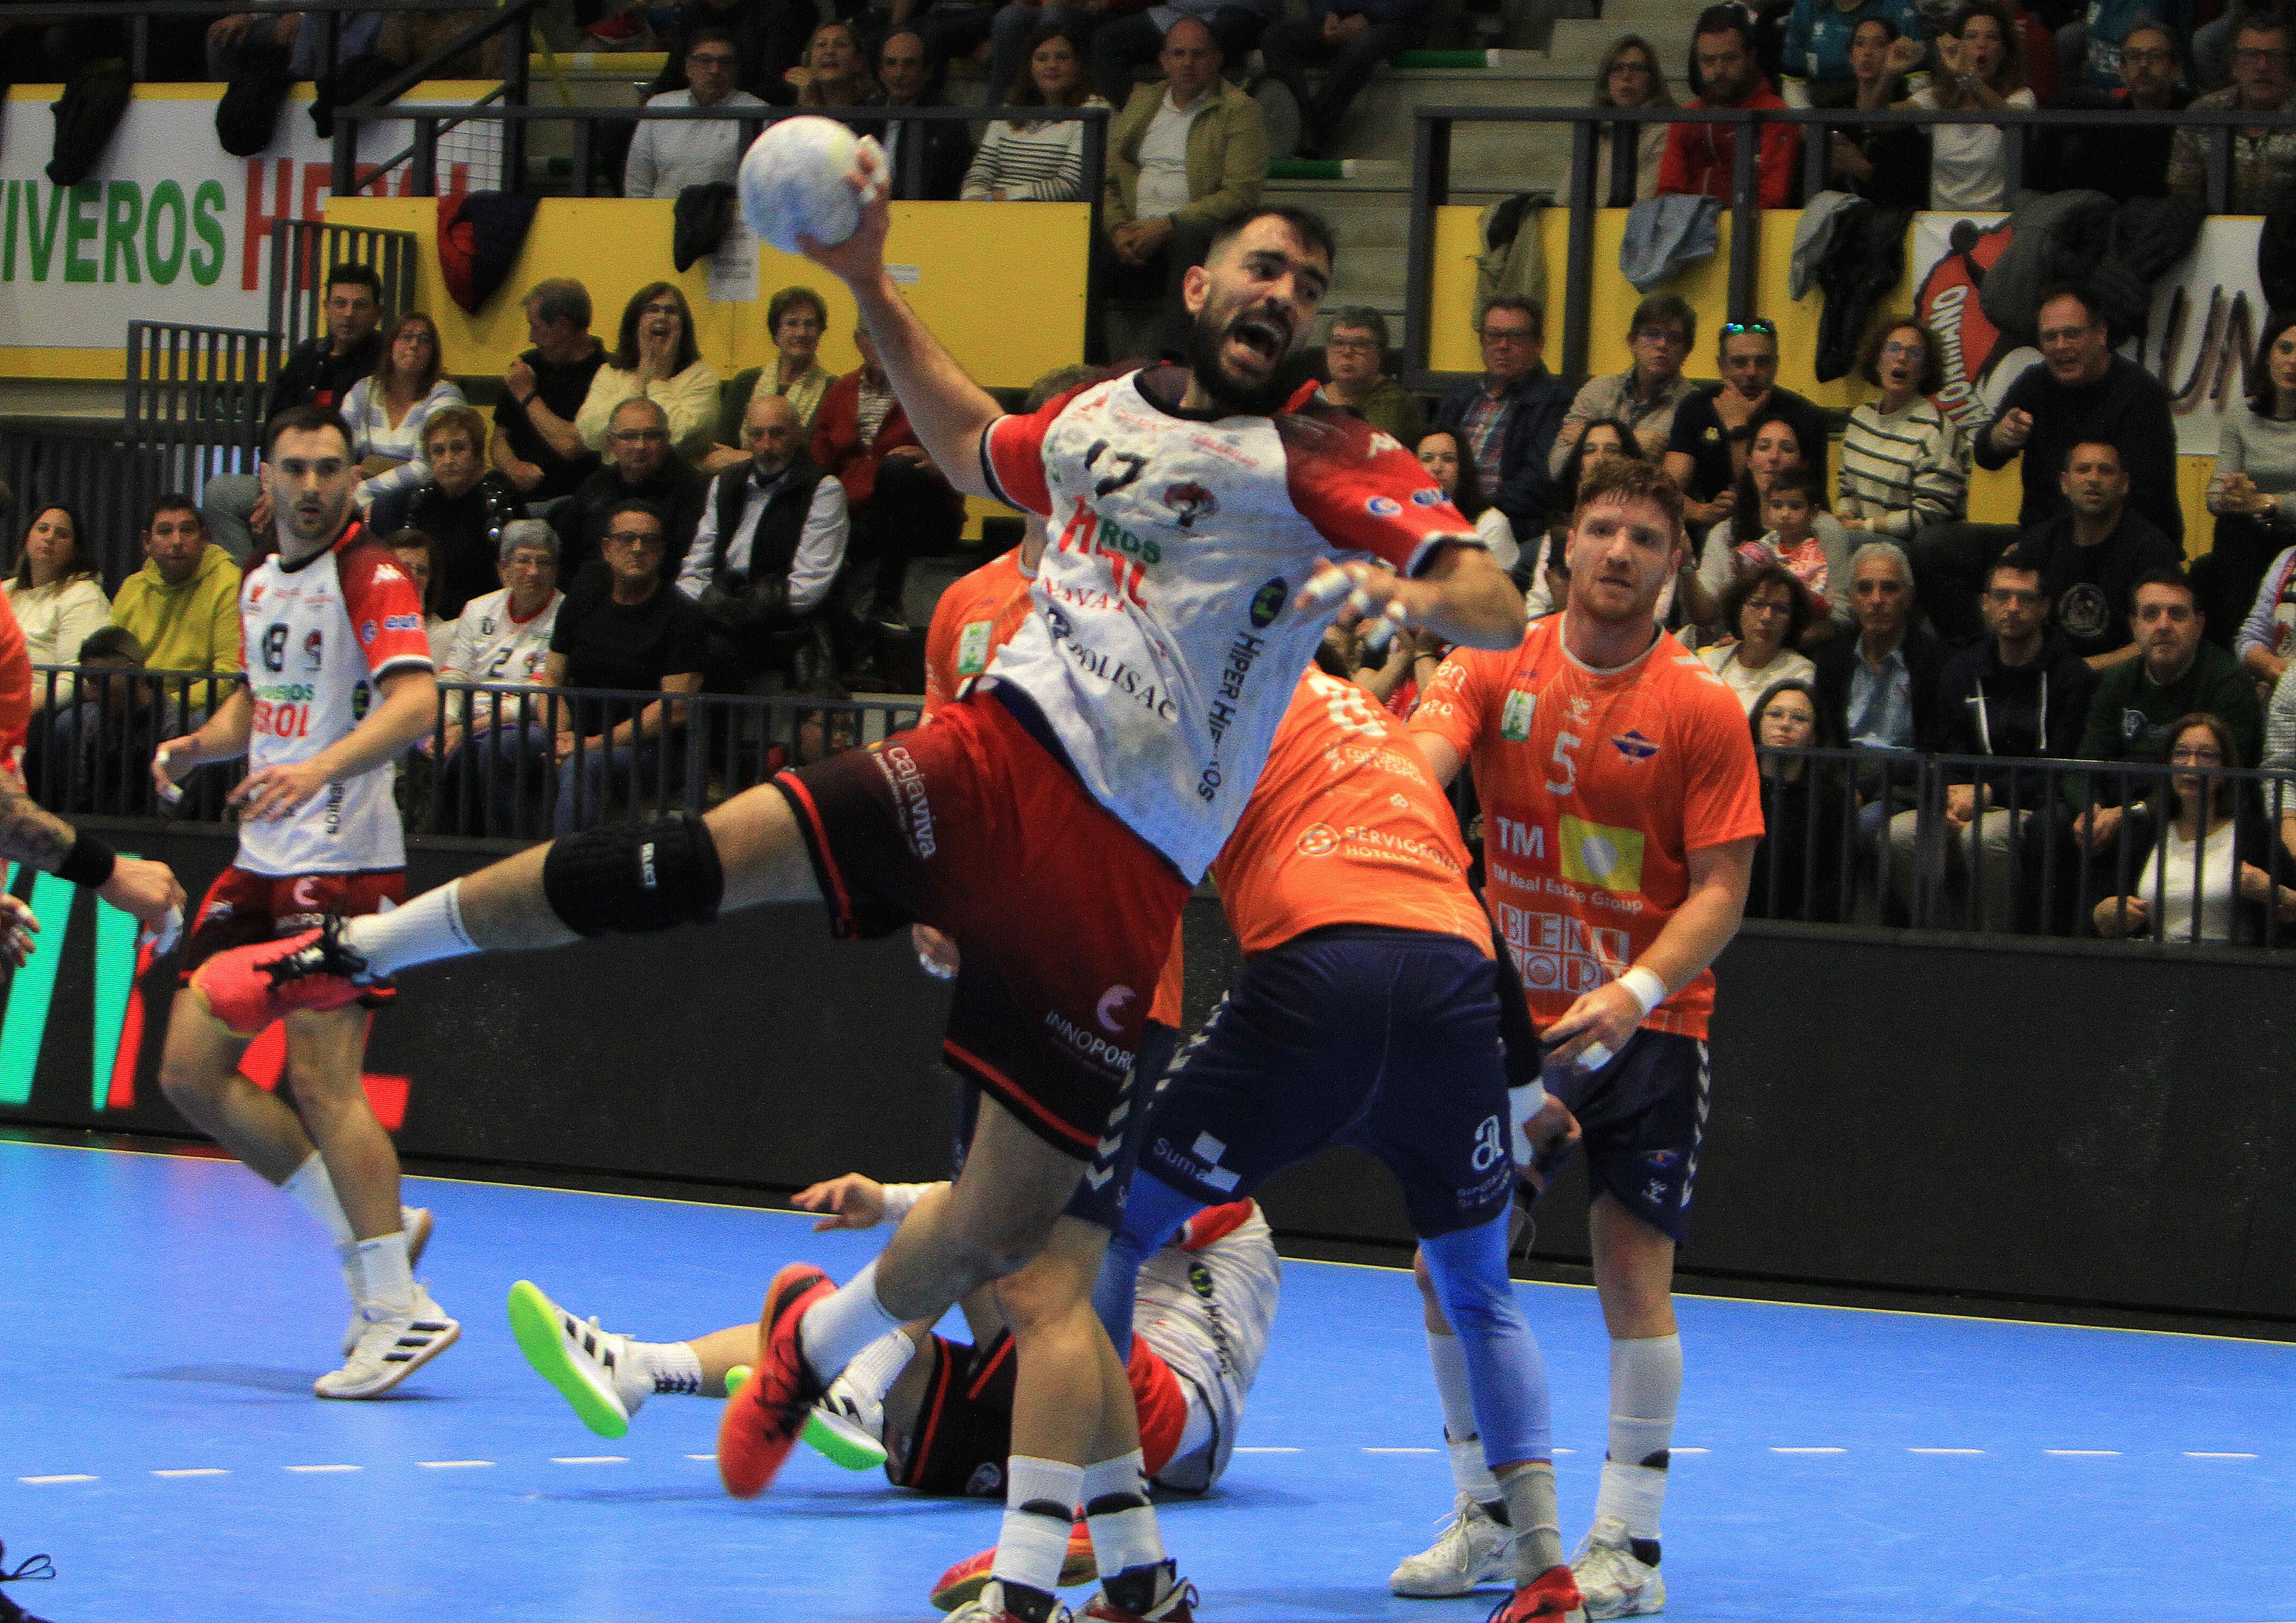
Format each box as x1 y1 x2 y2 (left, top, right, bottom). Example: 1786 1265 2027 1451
505 1278 653 1438
315 1285 459 1399
1571 1517 1665 1619
1390 1491 1512 1598
341 1208 434 1357
801 1372 889 1470
943 1579 1072 1622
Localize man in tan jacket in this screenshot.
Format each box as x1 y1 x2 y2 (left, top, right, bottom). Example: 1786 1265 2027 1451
1099 17 1269 358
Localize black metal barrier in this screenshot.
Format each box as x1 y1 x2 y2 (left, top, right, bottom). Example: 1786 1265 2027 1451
1 821 2286 1322
0 423 168 589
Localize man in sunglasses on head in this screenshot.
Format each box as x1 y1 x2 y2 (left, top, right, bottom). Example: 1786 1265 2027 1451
1663 315 1831 533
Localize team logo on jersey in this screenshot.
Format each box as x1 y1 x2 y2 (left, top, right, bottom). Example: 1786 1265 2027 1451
957 620 993 676
1296 823 1339 858
1365 495 1402 518
1096 985 1137 1034
359 620 378 646
373 561 407 584
1367 431 1404 457
302 629 324 671
1188 1261 1215 1301
1559 815 1645 893
1409 487 1446 507
1500 690 1536 742
1612 729 1660 761
1163 481 1218 528
1249 578 1286 628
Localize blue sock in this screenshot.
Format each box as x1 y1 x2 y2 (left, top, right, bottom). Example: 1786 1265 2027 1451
1421 1209 1551 1468
1092 1172 1199 1356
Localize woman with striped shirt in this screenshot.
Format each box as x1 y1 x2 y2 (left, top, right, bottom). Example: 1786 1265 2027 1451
1835 316 1967 544
962 25 1107 202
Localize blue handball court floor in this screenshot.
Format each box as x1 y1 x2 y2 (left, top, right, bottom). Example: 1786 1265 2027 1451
3 1135 2290 1622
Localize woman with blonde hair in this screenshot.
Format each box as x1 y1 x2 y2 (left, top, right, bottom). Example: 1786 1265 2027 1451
787 20 875 108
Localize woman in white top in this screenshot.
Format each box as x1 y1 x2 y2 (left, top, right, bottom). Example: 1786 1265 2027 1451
575 283 723 465
1899 0 2034 213
964 25 1108 202
5 504 111 709
1699 563 1819 713
342 311 465 527
1413 426 1520 572
2093 713 2296 944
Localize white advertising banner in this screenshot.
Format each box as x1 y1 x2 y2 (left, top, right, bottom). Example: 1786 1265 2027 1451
0 85 501 352
1907 208 2263 458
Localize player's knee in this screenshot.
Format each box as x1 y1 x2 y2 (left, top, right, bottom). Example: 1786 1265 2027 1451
1411 1246 1441 1305
541 813 724 937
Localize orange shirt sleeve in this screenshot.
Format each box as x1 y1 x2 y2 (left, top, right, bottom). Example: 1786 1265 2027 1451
0 592 29 776
1678 679 1767 852
1409 644 1503 770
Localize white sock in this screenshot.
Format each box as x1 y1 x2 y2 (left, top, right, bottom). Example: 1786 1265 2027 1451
839 1327 915 1406
623 1338 704 1410
351 1232 415 1316
795 1260 907 1381
1082 1449 1163 1578
1595 1333 1682 1545
1499 1459 1564 1580
343 882 478 977
282 1154 355 1246
1428 1327 1500 1505
992 1455 1083 1598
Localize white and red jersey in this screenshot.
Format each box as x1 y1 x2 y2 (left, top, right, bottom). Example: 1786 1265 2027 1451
236 530 433 876
445 585 561 729
977 366 1480 882
1135 1198 1279 1493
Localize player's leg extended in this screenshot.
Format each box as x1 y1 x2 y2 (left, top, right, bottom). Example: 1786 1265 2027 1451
507 1279 756 1440
1581 1190 1680 1615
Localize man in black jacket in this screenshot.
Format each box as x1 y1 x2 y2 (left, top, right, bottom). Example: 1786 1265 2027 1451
1428 294 1571 541
675 395 850 694
2010 439 2182 674
550 398 709 592
860 31 973 203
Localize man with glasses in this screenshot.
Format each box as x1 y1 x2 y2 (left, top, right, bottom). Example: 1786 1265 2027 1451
1321 307 1424 446
1664 316 1831 528
552 399 710 591
624 26 768 200
1550 294 1700 476
1656 4 1800 207
2045 21 2188 198
1432 295 1571 541
2170 14 2296 210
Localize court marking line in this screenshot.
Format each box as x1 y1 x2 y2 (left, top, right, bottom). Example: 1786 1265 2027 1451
2184 1451 2257 1459
1908 1448 1985 1454
284 1464 361 1473
417 1460 496 1469
2044 1450 2120 1457
1772 1447 1846 1454
684 1453 717 1462
12 1138 2294 1347
151 1468 228 1478
1670 1447 1708 1454
1233 1447 1298 1454
551 1456 628 1465
17 1475 96 1485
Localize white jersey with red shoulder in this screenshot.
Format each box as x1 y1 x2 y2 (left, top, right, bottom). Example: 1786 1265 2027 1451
978 365 1481 881
237 528 434 876
1136 1198 1280 1493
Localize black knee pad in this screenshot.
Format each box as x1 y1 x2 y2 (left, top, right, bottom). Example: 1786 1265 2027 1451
541 813 725 937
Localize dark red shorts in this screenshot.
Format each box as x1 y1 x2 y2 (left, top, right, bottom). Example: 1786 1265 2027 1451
181 867 405 1007
772 689 1188 1158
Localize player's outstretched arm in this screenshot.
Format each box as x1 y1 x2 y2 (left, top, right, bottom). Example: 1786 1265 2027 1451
797 148 1003 498
0 774 187 947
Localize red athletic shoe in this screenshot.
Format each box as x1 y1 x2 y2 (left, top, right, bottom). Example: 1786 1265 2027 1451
716 1263 832 1498
1485 1566 1587 1622
930 1523 1096 1611
1079 1562 1198 1622
191 920 371 1036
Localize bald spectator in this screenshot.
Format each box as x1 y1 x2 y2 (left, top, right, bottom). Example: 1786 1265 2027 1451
1093 0 1275 104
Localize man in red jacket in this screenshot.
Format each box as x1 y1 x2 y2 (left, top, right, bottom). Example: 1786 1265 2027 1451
1656 5 1800 209
811 323 965 635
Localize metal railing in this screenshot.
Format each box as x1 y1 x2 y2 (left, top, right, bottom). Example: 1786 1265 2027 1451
0 422 169 588
0 0 512 87
124 321 273 504
267 220 421 361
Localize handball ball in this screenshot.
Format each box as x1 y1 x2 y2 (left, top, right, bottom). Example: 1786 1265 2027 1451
738 117 884 254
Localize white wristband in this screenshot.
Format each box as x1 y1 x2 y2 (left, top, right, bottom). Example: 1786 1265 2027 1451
877 1182 940 1225
1618 965 1667 1018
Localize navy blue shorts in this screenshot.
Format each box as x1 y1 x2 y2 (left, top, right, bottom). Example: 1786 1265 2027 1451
1541 1027 1709 1244
1130 926 1515 1239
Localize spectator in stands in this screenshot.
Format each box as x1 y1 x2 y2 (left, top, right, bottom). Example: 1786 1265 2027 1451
1431 294 1571 543
109 496 242 734
2044 20 2189 200
1837 316 1968 545
813 325 962 633
1699 462 1853 644
1827 18 1932 205
2092 712 2296 941
1320 308 1423 446
1591 36 1677 205
437 520 564 835
790 21 878 108
626 27 769 200
494 279 606 513
861 30 975 201
547 499 708 833
203 263 384 563
1093 0 1272 104
1899 0 2034 213
1746 676 1852 920
1899 552 2095 925
2212 309 2296 675
1415 428 1520 577
2059 0 2192 94
1666 314 1831 531
1702 563 1820 712
554 398 711 590
1255 0 1428 159
386 529 458 670
407 403 529 621
650 0 815 102
1552 294 1699 478
2170 13 2296 212
2192 0 2282 91
1658 5 1801 208
716 287 837 478
1779 0 1925 106
6 504 110 713
1099 19 1269 357
682 395 849 692
2264 666 2296 837
576 284 723 467
2015 439 2182 673
1815 541 1944 875
343 311 465 535
962 25 1108 202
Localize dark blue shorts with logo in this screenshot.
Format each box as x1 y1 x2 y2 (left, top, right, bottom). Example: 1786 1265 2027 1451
1119 924 1515 1239
1540 1027 1710 1244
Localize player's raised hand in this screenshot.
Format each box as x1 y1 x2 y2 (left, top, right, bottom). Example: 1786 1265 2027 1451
796 137 891 287
793 1172 889 1231
0 893 38 970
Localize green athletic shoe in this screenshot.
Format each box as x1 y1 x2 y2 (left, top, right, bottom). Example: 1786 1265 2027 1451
507 1279 640 1440
800 1373 890 1471
725 1363 752 1399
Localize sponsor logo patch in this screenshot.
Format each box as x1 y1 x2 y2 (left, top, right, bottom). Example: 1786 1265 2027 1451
1500 690 1536 742
1249 578 1286 629
1365 495 1402 518
1559 815 1645 893
1409 486 1446 507
1612 728 1660 761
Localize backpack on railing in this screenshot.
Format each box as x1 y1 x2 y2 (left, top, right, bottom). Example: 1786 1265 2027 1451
1474 193 1551 323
